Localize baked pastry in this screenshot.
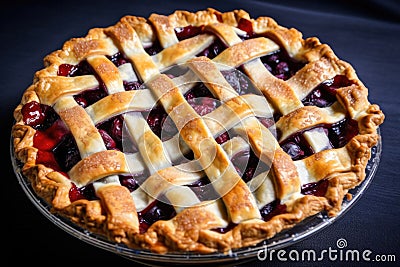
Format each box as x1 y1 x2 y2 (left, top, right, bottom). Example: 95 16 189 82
12 8 384 254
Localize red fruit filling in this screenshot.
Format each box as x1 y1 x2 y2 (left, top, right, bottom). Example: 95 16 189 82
238 18 255 37
69 183 97 202
175 25 203 40
231 149 270 183
280 118 359 161
213 178 329 233
138 199 176 233
74 86 108 108
302 75 354 107
36 150 62 172
107 52 130 67
197 38 226 59
174 25 227 59
301 179 329 197
97 115 126 151
53 133 81 172
33 119 69 151
144 38 163 56
58 60 93 77
186 177 219 201
221 69 259 95
119 173 143 192
215 131 230 144
21 101 59 130
260 200 287 222
260 50 304 80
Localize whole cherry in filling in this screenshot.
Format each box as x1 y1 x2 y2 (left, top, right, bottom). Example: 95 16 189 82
21 101 59 130
138 200 176 233
302 75 354 107
21 102 70 170
53 133 81 172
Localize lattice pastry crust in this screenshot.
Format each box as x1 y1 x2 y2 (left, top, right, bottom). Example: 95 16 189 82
12 8 384 254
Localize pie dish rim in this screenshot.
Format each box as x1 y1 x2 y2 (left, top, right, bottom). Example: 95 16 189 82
10 129 382 264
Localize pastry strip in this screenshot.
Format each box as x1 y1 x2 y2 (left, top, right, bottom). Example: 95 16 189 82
149 13 179 48
105 21 160 82
147 74 261 223
35 76 99 106
87 55 125 94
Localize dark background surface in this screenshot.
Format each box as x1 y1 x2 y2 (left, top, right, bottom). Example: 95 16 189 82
2 0 399 266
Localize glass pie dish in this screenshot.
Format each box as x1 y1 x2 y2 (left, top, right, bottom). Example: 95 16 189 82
10 129 382 266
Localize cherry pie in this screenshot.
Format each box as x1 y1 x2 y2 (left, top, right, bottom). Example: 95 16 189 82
12 8 384 254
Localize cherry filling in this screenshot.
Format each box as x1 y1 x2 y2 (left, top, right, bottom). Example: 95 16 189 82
279 75 357 160
119 172 145 192
212 222 238 234
58 56 143 92
74 86 108 108
68 173 144 202
259 179 329 224
213 180 330 233
33 119 69 151
58 60 93 77
221 69 260 95
184 82 220 115
187 96 219 116
212 173 330 233
97 115 126 151
237 18 255 37
186 177 219 201
302 75 354 108
175 25 227 59
144 104 178 140
145 40 163 56
280 118 359 161
21 102 69 171
215 131 230 144
107 52 130 67
260 50 304 80
69 183 97 202
138 199 176 233
53 133 81 171
237 18 306 82
197 38 226 59
21 101 59 130
301 179 329 197
260 200 287 222
36 150 62 172
231 149 270 183
329 118 359 148
175 25 204 40
145 82 226 141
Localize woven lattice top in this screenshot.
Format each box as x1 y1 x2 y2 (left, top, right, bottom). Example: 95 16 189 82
12 8 384 253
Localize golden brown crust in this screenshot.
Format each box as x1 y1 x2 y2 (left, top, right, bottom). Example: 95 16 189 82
276 103 346 141
68 150 129 186
154 34 215 69
213 37 280 67
97 184 139 238
35 76 99 105
11 8 384 254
